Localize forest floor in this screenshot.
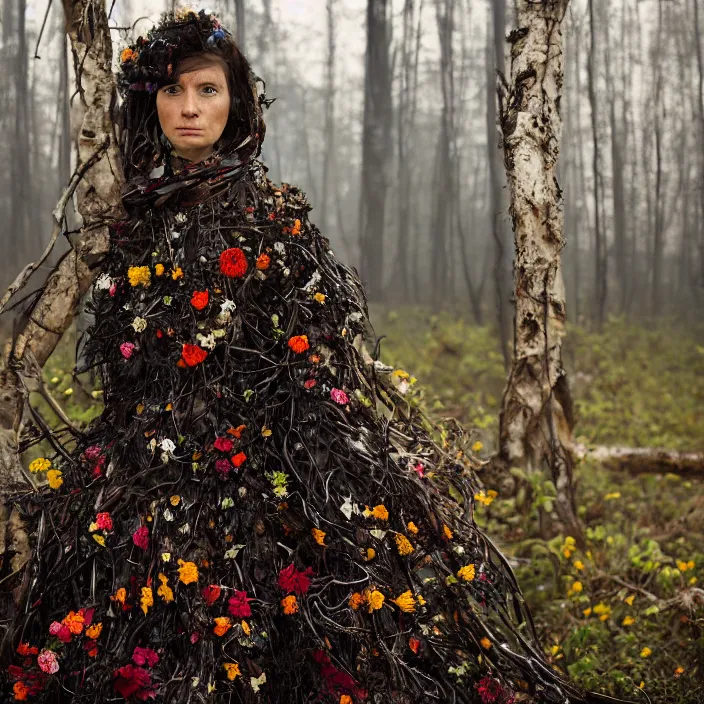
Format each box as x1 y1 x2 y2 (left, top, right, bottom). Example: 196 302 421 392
373 307 704 704
29 310 704 703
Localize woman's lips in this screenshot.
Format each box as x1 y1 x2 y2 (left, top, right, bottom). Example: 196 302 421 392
176 128 203 134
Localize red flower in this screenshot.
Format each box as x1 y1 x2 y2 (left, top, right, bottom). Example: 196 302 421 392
277 563 314 595
230 452 247 468
16 643 38 657
213 437 233 453
202 584 222 606
131 647 159 668
181 344 208 367
304 378 317 389
219 248 248 278
287 335 310 354
256 253 271 270
113 665 155 701
190 290 209 310
476 677 514 704
132 526 149 551
215 458 231 477
227 590 252 618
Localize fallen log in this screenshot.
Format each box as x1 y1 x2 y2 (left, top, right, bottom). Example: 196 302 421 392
575 444 704 479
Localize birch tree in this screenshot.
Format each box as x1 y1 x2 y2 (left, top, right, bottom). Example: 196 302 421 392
497 0 584 546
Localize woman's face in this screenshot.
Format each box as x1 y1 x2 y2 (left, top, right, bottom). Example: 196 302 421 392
156 55 231 163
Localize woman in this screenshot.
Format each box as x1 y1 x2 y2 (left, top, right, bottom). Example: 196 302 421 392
4 10 627 704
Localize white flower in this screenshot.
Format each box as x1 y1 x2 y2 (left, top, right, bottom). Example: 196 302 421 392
163 509 174 522
273 241 285 255
303 270 321 292
96 273 113 290
160 438 176 454
174 212 187 224
212 329 226 339
131 316 147 333
196 333 216 350
147 438 157 452
220 299 236 314
170 229 181 240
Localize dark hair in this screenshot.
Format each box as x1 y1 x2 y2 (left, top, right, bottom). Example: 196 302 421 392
115 10 266 180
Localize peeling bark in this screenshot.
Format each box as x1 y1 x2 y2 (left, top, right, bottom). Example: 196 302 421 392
0 0 123 581
497 0 584 547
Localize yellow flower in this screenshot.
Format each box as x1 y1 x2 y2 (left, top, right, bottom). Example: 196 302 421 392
47 469 63 490
570 581 583 594
603 492 621 500
407 522 419 535
171 266 184 280
550 645 560 656
85 622 103 639
281 595 299 615
366 589 385 612
583 607 592 617
480 637 492 649
177 559 199 585
370 504 388 521
241 620 251 636
391 590 416 613
416 594 426 606
573 560 585 571
140 587 153 615
443 524 453 540
392 369 410 380
311 528 327 547
128 266 151 287
365 548 376 561
474 491 496 507
622 616 635 626
457 564 476 582
170 495 181 506
394 533 414 556
157 573 174 602
93 534 106 547
223 662 241 680
29 457 51 473
471 441 483 453
624 594 635 606
155 263 165 276
674 666 685 677
593 602 611 621
89 522 99 532
640 647 652 658
348 592 365 610
313 292 326 304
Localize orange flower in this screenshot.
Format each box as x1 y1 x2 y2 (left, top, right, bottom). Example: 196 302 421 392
442 524 453 540
157 573 174 603
409 637 421 654
340 697 352 704
241 620 251 636
348 592 365 610
213 617 232 636
190 290 209 310
312 528 326 547
13 682 29 701
85 623 103 639
16 643 38 656
407 521 419 535
288 335 310 354
112 587 127 604
227 424 247 438
282 595 299 615
371 504 388 521
223 662 241 680
140 587 153 615
177 559 199 585
120 47 135 64
62 610 85 635
291 219 302 236
171 266 184 280
256 253 271 270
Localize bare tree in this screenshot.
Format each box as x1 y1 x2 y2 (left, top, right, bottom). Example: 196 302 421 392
319 0 337 235
497 0 584 546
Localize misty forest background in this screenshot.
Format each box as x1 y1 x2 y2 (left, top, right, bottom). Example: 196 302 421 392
0 0 703 702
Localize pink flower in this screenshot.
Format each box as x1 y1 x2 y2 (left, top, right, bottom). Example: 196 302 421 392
330 388 348 405
95 512 113 531
49 621 71 644
213 437 233 453
190 632 200 644
109 283 117 297
412 462 425 478
476 676 514 704
131 646 159 668
132 525 149 550
120 342 136 359
215 458 231 478
84 445 102 460
227 591 252 618
37 649 59 674
277 563 314 595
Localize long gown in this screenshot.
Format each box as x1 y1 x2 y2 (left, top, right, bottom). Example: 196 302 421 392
2 73 619 704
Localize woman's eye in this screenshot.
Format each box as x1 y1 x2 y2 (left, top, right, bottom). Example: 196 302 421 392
163 86 179 95
203 86 217 94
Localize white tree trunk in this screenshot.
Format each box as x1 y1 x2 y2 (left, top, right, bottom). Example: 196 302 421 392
497 0 584 546
0 0 123 580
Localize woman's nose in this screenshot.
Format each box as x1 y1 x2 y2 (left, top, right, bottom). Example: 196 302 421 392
181 90 199 117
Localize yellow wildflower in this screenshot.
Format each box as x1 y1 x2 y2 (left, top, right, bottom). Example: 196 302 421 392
471 441 483 453
171 266 184 280
311 528 327 547
622 616 635 626
313 292 326 304
366 589 385 613
157 573 174 602
29 457 51 473
583 607 592 617
593 602 611 621
392 369 410 380
624 594 635 606
573 560 585 571
223 662 241 680
85 622 103 639
93 534 106 547
457 564 476 582
155 263 165 276
128 266 151 287
480 637 492 649
407 522 419 535
394 533 414 556
603 492 621 500
570 581 583 594
391 590 416 613
640 647 652 658
177 559 199 585
550 645 560 656
47 469 63 490
140 587 153 615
